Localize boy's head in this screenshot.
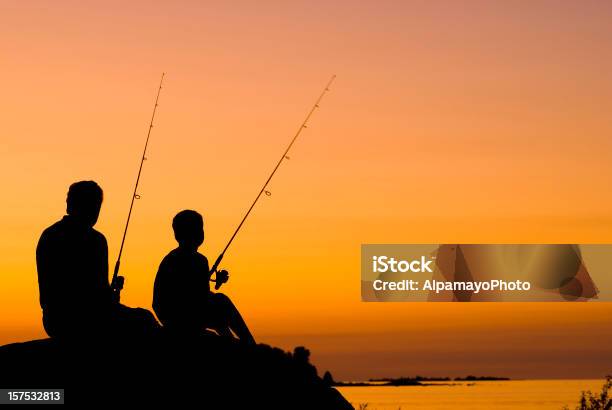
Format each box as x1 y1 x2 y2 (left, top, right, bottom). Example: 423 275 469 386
172 210 204 250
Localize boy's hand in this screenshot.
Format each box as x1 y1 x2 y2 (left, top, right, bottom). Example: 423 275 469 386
214 269 229 290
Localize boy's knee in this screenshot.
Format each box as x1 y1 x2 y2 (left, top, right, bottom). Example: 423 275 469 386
213 292 231 305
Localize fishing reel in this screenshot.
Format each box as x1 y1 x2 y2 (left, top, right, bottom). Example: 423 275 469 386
211 269 229 290
110 275 124 304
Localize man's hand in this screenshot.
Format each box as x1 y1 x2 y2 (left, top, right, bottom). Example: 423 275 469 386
110 276 124 304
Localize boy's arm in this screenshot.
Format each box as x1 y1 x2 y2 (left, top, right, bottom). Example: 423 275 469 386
203 255 211 279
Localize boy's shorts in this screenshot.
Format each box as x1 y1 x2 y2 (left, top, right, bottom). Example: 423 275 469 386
200 292 229 330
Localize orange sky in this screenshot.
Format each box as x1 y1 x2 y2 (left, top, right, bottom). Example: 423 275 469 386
1 1 612 380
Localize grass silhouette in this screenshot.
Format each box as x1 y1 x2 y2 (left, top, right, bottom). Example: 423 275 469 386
563 376 612 410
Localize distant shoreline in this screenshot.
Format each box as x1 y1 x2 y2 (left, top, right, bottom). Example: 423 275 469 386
335 376 510 387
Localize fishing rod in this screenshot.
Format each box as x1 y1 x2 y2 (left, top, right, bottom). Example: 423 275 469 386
111 72 166 302
210 75 336 289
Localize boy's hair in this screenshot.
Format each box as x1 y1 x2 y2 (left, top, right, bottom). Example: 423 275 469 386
172 210 203 243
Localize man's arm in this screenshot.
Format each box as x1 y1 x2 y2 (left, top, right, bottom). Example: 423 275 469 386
93 232 112 304
35 230 55 310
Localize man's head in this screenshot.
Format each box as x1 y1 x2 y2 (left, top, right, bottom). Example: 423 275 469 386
172 210 204 250
66 181 103 227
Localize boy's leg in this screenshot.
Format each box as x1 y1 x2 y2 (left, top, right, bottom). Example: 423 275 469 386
209 293 255 345
209 322 233 338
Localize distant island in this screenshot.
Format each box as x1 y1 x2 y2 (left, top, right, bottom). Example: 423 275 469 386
332 375 510 387
454 376 511 381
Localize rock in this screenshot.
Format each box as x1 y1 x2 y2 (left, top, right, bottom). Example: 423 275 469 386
0 334 352 409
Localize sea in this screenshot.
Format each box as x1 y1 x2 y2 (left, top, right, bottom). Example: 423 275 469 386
337 379 604 410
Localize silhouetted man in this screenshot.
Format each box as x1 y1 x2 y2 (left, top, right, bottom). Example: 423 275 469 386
36 181 158 339
153 210 255 344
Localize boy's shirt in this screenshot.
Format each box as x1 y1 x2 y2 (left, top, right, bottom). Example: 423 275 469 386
153 247 210 331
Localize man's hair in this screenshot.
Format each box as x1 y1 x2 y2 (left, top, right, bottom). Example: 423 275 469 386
172 210 203 242
66 181 103 214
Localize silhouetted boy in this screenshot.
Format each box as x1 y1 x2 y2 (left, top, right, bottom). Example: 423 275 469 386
153 210 255 344
36 180 158 339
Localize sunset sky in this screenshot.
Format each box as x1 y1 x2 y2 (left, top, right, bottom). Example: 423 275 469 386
1 0 612 380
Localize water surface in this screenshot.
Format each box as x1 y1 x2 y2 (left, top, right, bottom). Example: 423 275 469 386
338 379 603 409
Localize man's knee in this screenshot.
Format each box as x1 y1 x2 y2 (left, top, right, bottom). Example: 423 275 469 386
116 305 160 329
135 308 159 326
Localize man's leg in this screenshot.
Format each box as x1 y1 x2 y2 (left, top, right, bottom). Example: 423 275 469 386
113 304 160 338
